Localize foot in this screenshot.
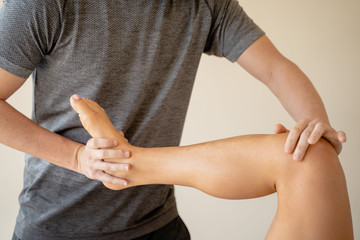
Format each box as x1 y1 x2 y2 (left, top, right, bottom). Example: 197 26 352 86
70 95 175 190
70 94 131 190
70 95 124 142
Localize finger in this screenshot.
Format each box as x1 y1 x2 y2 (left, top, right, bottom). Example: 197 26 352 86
284 119 310 153
337 131 347 143
96 160 130 172
94 171 128 186
70 94 82 113
308 122 327 144
293 129 314 161
311 126 344 154
274 123 289 134
292 120 317 160
308 123 346 154
92 148 131 160
87 137 118 149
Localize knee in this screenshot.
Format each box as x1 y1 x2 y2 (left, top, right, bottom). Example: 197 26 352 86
302 137 341 173
273 134 345 189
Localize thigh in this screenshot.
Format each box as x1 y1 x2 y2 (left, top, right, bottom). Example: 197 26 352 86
191 133 291 199
133 216 190 240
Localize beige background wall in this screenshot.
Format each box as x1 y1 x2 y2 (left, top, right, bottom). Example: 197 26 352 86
1 0 359 239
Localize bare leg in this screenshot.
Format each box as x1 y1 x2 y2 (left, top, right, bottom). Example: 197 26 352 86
70 95 353 239
70 95 133 189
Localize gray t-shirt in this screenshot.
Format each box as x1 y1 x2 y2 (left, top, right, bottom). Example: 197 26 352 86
0 0 264 239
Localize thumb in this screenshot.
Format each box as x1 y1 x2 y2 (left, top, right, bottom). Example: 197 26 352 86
337 130 347 143
274 123 289 134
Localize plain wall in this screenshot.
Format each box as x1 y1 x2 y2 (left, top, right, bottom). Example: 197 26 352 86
0 0 359 239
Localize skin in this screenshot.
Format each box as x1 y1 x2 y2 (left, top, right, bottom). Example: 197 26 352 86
237 36 346 160
70 94 353 240
0 68 129 183
0 35 346 185
0 32 352 238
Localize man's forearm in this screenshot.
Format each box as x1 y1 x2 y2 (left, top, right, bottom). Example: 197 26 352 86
267 58 330 123
0 99 81 171
237 35 329 124
237 35 340 159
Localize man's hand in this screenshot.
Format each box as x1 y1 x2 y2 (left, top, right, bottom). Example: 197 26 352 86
75 136 131 186
275 119 347 161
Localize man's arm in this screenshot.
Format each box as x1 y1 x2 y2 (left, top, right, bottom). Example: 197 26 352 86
0 68 129 184
236 35 346 160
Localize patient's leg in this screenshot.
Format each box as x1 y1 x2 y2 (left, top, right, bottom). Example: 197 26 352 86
70 94 129 146
70 95 353 239
70 94 133 189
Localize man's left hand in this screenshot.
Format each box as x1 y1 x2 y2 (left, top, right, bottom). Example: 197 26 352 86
275 119 347 161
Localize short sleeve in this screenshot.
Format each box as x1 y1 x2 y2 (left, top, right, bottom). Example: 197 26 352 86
0 0 62 78
204 0 265 62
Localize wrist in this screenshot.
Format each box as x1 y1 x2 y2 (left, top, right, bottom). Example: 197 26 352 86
72 143 84 173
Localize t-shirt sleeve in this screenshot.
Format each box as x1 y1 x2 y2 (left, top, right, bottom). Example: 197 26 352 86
0 0 62 78
204 0 265 62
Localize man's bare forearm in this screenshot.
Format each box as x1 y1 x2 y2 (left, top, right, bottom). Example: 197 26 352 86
0 99 81 171
267 59 330 123
237 36 329 123
236 35 343 159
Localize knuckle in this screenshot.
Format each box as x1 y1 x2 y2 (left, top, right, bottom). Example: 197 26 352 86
310 119 319 124
116 150 123 157
99 150 106 159
300 118 310 125
86 170 96 179
117 164 129 172
102 163 111 172
92 138 100 147
291 127 301 134
308 120 317 128
297 140 309 150
84 152 92 161
108 178 118 185
317 122 326 129
87 138 96 147
302 129 312 138
103 175 118 185
87 151 97 161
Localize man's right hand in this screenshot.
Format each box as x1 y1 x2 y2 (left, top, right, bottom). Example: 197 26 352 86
75 137 131 187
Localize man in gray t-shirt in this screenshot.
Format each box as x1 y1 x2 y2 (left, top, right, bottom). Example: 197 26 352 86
0 0 346 239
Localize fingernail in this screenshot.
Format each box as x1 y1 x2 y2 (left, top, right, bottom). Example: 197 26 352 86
308 137 315 144
123 181 128 186
113 140 118 146
72 94 80 100
124 165 129 171
293 153 301 161
124 151 130 158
